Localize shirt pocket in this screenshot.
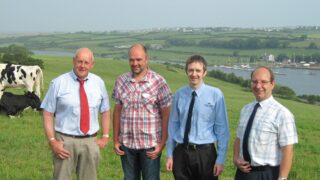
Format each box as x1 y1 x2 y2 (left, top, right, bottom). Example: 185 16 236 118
199 102 215 121
87 92 101 108
253 121 277 145
141 92 157 114
120 93 133 109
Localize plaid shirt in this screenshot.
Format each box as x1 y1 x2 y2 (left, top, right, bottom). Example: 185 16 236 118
112 70 172 149
237 96 298 166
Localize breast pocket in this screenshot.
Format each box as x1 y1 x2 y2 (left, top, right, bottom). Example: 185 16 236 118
141 93 157 114
199 102 215 121
254 121 277 145
120 93 133 109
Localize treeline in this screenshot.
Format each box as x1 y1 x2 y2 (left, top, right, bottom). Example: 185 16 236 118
199 38 286 49
277 53 320 63
0 44 44 68
166 36 320 62
166 37 290 49
298 94 320 104
207 69 320 105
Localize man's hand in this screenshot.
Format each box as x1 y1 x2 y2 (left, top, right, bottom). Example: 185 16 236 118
234 157 251 173
50 139 71 160
96 137 109 149
146 143 164 160
214 164 224 176
166 158 173 171
114 141 125 155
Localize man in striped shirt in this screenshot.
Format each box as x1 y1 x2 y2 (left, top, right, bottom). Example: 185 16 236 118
112 44 172 180
233 66 298 180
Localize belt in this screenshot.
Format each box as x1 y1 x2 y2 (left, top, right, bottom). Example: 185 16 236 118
179 143 213 150
250 165 279 172
57 131 97 138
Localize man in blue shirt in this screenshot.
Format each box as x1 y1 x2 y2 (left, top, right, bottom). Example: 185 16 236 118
41 48 111 180
166 55 229 179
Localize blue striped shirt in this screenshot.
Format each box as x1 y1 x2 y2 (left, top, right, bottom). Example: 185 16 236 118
237 96 298 166
41 70 110 135
167 83 229 164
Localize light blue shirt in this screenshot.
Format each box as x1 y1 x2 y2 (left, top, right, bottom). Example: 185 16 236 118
167 83 229 164
41 70 110 135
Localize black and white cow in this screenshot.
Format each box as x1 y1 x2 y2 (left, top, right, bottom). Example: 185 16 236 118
0 63 43 98
0 91 42 117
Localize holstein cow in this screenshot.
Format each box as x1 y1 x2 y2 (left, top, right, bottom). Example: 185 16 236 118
0 91 42 117
0 63 43 98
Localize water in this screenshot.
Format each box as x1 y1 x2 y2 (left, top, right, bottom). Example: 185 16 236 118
209 66 320 96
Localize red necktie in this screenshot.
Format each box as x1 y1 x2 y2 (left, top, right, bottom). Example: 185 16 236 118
79 79 90 135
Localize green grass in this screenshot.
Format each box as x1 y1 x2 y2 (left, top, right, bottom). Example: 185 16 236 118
0 57 319 179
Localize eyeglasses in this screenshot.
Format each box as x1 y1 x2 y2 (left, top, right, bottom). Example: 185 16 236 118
251 80 271 86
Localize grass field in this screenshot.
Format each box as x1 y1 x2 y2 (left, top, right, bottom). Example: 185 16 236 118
0 56 319 179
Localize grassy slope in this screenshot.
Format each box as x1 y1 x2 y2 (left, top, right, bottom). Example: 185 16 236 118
0 57 319 179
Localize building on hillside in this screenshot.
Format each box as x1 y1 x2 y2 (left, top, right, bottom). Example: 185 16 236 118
262 53 275 62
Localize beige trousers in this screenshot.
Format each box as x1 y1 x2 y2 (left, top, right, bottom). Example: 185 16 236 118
53 132 100 180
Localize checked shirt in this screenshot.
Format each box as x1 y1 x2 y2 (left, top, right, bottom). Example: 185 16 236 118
112 70 172 149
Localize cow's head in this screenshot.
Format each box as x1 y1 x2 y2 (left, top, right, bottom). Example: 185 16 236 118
25 91 42 111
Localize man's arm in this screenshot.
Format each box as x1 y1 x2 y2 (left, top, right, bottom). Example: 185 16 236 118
233 138 251 173
96 110 110 148
113 104 124 155
146 105 171 160
278 144 294 179
43 110 70 159
160 106 171 149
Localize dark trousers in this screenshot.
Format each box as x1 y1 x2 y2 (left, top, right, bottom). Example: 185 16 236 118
120 145 161 180
173 144 218 180
235 166 279 180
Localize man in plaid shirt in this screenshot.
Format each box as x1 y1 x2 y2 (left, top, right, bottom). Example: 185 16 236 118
112 44 172 180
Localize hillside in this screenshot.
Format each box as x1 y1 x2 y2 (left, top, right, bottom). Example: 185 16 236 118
0 57 319 179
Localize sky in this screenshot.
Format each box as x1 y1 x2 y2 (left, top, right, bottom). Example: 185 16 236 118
1 0 320 33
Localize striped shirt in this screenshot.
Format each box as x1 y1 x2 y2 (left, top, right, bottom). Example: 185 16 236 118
41 70 110 135
112 70 172 149
237 96 298 166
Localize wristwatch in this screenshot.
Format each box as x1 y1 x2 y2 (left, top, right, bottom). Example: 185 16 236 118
102 134 109 138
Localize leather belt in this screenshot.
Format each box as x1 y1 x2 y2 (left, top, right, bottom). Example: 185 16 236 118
179 143 213 150
250 165 279 171
57 131 97 138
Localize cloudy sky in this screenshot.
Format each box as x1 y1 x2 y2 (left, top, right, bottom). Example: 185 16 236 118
1 0 319 33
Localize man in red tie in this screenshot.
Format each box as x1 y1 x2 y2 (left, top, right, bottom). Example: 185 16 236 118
41 48 111 180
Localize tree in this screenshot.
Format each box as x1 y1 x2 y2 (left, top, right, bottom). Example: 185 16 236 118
308 42 318 49
0 44 43 68
299 34 308 41
277 53 289 62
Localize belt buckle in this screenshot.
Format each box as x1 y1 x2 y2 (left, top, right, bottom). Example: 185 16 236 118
192 144 197 150
187 143 196 150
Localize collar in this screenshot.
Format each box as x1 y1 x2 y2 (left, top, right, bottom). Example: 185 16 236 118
71 70 89 81
187 83 206 97
256 96 274 109
129 69 151 83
